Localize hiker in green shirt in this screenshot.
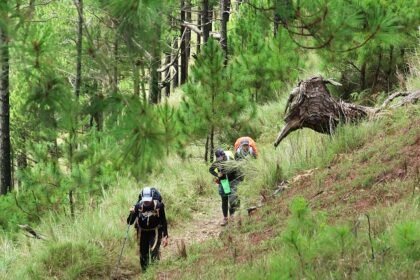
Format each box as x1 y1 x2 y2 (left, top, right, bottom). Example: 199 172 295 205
209 148 241 226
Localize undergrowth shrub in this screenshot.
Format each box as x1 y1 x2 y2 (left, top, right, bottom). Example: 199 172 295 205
22 241 110 280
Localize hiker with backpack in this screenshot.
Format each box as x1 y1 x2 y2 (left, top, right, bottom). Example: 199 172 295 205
127 187 168 272
234 137 257 160
209 148 241 226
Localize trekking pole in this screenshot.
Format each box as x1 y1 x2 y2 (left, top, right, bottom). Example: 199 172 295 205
112 222 131 279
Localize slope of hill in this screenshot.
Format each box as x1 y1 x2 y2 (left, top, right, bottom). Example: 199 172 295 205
1 83 419 280
141 104 420 280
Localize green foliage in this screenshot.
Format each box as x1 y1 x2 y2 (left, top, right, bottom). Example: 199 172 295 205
230 5 302 103
1 0 419 279
393 221 420 261
180 38 251 139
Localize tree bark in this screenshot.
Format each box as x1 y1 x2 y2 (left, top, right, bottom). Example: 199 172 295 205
149 23 161 104
202 0 210 44
204 134 209 162
164 51 171 97
274 13 280 37
133 60 140 96
273 78 419 148
0 18 12 195
360 61 366 90
185 0 191 60
149 55 161 103
220 0 230 66
74 0 83 99
371 50 382 94
196 7 202 54
210 125 215 162
274 76 376 147
180 0 188 84
172 38 179 87
387 46 394 92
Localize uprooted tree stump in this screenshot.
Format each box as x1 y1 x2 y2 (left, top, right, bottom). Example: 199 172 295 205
274 76 420 147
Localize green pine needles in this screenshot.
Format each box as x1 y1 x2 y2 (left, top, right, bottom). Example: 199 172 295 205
180 38 251 146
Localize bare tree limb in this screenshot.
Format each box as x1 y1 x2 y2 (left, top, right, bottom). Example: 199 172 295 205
158 28 187 73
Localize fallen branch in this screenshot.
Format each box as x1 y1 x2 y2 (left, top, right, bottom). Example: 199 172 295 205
18 224 46 240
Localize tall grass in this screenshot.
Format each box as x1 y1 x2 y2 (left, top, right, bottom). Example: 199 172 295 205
0 153 217 279
235 196 420 280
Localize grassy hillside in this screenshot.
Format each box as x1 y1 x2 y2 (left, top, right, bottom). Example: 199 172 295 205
1 59 419 280
141 105 420 280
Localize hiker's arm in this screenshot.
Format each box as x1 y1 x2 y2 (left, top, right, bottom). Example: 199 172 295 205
160 204 169 238
209 163 218 177
126 204 138 225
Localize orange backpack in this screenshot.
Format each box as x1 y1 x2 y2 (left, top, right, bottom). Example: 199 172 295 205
234 136 258 157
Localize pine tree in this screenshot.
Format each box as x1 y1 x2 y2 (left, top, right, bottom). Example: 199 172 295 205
180 38 249 161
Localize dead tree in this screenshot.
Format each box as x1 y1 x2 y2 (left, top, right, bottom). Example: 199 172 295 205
274 76 420 147
274 76 377 147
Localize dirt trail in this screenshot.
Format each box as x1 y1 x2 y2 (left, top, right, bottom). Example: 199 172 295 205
162 196 222 260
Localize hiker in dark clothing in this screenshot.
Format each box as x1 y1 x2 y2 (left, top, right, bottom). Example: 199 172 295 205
209 148 241 226
127 187 168 271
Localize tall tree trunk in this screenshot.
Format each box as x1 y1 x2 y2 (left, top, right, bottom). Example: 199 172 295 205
220 0 230 66
204 134 209 162
92 81 103 131
172 38 179 88
149 55 161 103
150 24 161 104
274 14 280 36
69 0 83 215
10 147 14 192
164 51 171 97
185 0 191 60
133 60 140 96
202 0 212 44
140 62 147 102
371 50 382 94
180 0 188 84
360 61 367 90
17 145 28 170
209 125 215 162
387 46 394 92
74 0 83 99
196 9 202 54
0 16 11 195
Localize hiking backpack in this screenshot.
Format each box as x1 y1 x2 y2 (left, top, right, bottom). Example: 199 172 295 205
234 136 258 157
137 200 162 229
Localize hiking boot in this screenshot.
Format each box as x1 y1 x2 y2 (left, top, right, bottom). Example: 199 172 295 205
220 218 228 226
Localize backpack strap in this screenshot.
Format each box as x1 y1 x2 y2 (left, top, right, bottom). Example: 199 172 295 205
154 200 160 218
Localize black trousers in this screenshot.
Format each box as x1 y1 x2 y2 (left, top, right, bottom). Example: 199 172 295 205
139 229 162 271
221 193 240 217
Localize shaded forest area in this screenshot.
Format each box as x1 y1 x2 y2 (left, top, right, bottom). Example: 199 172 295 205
0 0 419 236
